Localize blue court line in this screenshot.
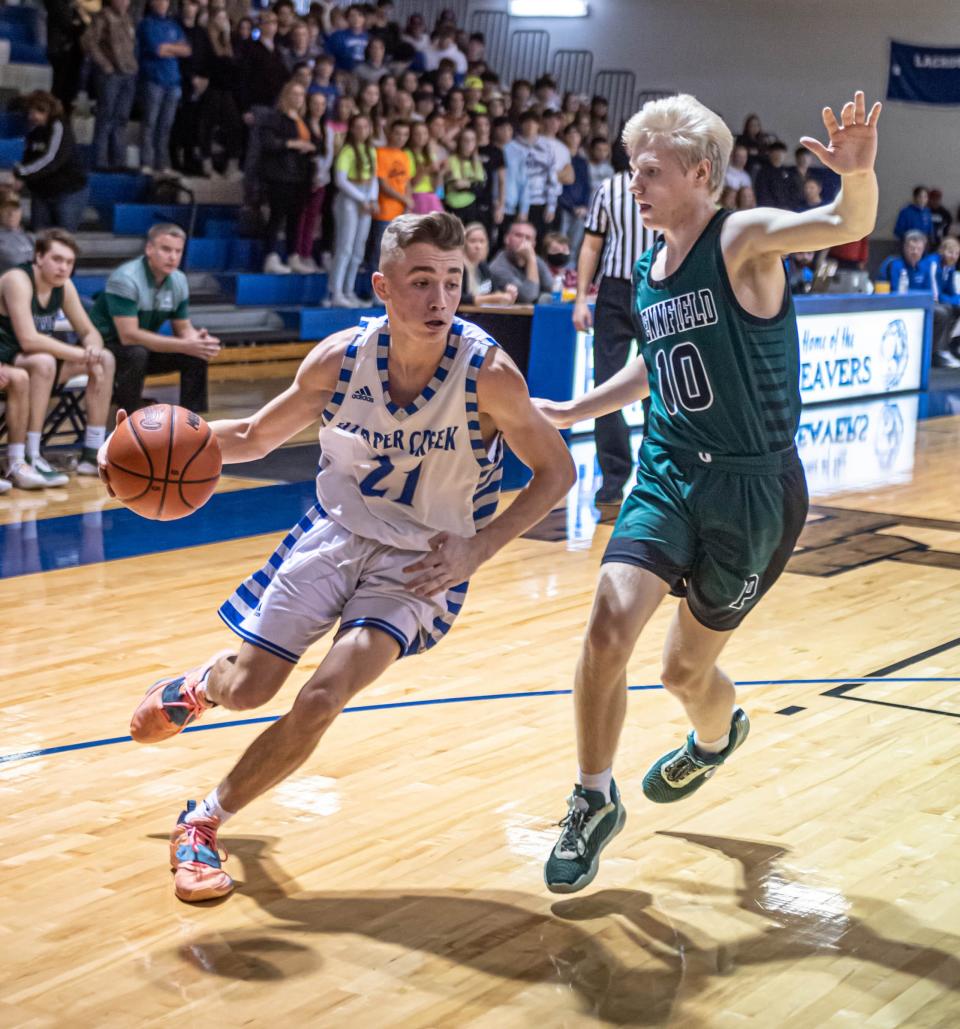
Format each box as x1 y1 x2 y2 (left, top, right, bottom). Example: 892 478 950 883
1 677 958 767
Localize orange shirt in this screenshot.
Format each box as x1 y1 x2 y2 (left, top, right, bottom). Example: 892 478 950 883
376 146 414 222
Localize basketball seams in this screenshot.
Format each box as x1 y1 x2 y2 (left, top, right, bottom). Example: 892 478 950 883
178 424 222 510
124 418 155 480
122 414 160 516
156 408 176 520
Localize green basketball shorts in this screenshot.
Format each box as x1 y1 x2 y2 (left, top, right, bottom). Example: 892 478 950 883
603 439 809 631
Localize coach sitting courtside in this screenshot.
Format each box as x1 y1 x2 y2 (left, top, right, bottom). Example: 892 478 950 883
90 223 220 413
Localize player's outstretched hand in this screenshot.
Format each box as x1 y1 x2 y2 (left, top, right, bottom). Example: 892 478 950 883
532 396 576 429
800 90 881 177
97 408 127 498
404 532 483 597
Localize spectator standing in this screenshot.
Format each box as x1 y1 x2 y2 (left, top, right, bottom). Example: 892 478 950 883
425 110 451 165
754 141 798 209
259 81 315 275
368 0 405 60
329 114 378 306
589 95 610 140
83 0 139 171
401 13 430 55
724 144 752 193
406 121 444 214
43 0 86 115
488 220 553 303
423 24 466 76
326 4 369 72
735 112 769 174
460 222 517 306
587 137 613 192
309 54 339 106
238 10 288 112
370 119 414 271
0 194 34 274
355 37 391 84
137 0 192 175
928 189 952 245
558 122 590 258
90 223 220 412
171 0 207 177
274 0 297 48
541 108 574 188
443 126 485 225
894 187 933 242
505 111 559 239
795 145 839 203
292 92 335 274
0 229 115 485
357 82 387 147
444 89 470 136
197 7 244 179
281 21 313 74
474 112 504 241
576 169 656 516
799 177 822 211
13 92 89 232
534 75 560 113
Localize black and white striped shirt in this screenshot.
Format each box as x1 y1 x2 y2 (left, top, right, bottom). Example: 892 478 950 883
585 171 656 281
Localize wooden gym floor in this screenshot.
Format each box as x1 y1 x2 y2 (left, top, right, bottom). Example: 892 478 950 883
0 379 958 1027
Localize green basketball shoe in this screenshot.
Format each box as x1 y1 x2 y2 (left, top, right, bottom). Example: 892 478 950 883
543 780 626 894
642 708 751 804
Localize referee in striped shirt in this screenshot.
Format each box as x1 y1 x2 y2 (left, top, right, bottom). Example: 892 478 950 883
575 170 656 518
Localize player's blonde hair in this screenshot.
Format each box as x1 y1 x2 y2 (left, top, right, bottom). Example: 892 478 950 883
622 94 733 198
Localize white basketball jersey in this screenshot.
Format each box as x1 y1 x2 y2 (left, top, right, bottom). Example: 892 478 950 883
316 315 504 551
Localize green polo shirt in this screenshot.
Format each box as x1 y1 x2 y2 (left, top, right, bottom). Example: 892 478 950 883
90 256 190 346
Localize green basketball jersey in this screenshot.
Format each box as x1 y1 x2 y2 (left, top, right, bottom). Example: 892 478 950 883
0 262 64 361
632 209 801 456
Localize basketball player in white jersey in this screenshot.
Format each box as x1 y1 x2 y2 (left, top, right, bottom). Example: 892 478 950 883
102 212 575 902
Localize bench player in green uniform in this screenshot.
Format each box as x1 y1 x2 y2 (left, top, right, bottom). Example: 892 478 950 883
539 91 882 892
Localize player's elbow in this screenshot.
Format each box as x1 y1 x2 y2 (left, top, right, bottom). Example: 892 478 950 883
237 420 271 460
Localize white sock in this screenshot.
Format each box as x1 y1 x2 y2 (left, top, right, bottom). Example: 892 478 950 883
694 730 730 756
578 766 613 803
7 443 25 470
26 432 41 461
84 425 106 451
187 787 235 826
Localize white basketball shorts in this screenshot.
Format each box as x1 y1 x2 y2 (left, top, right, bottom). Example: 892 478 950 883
218 503 467 662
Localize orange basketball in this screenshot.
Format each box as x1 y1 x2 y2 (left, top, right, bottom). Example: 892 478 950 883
105 404 222 520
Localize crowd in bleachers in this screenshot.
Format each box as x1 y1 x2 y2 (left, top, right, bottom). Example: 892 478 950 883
4 0 630 306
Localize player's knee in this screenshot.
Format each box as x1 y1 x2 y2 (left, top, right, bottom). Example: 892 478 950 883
291 679 349 734
584 602 635 666
6 366 29 393
27 353 57 380
660 655 710 699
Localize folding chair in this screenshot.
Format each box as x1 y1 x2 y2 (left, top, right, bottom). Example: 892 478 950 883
41 374 89 445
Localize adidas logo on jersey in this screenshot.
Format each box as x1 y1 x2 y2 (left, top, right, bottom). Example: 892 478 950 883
351 385 374 403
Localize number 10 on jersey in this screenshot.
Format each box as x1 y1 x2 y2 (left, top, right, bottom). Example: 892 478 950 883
655 341 714 414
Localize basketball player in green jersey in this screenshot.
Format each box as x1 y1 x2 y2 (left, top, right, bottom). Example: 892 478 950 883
538 91 882 892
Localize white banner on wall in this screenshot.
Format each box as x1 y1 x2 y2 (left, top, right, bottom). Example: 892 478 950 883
572 330 644 434
796 307 925 405
795 393 919 497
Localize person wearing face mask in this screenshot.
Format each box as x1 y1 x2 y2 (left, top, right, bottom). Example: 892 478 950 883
542 231 575 296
